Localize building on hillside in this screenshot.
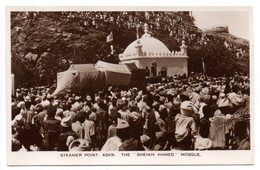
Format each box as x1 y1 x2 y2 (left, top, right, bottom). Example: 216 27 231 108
119 23 188 77
211 26 229 33
204 26 229 34
204 26 229 33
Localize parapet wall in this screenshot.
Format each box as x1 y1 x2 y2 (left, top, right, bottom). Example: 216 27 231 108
119 50 187 58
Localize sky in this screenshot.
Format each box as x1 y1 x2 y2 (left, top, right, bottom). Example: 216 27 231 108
192 11 250 40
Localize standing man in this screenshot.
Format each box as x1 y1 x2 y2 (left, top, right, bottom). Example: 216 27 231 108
151 61 155 77
153 60 157 77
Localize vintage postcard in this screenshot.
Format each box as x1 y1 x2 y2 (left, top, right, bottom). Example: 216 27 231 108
6 6 254 165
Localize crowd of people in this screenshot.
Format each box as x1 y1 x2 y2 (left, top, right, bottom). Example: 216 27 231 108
62 11 248 57
17 11 249 60
11 73 250 151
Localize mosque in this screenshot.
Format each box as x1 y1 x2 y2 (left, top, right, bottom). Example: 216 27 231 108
119 23 189 77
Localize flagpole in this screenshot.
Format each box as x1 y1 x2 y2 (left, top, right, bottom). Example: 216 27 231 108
201 56 207 78
136 24 139 39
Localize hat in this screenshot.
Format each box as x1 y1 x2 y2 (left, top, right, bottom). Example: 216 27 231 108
218 98 230 107
42 100 50 108
157 86 164 91
159 96 166 102
167 89 176 96
34 103 43 111
190 92 201 102
173 97 181 106
180 101 193 111
116 99 125 108
227 93 244 106
152 101 159 108
126 91 132 97
194 136 213 150
47 94 52 99
17 101 25 108
55 108 63 121
159 91 167 96
98 91 104 95
69 139 91 151
64 94 70 100
66 136 75 147
132 87 138 91
128 101 137 109
71 103 81 112
35 97 41 103
30 145 40 151
117 119 129 129
61 116 72 127
201 94 211 103
135 96 141 102
86 95 92 101
12 114 23 127
219 93 225 98
180 101 194 116
66 101 72 106
52 100 59 106
159 105 167 112
140 134 150 144
146 86 152 92
138 90 143 96
69 97 75 102
24 96 31 102
212 95 217 100
56 108 63 116
121 91 127 97
122 97 127 101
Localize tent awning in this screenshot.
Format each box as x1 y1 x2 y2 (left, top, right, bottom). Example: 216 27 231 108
53 61 135 95
95 61 132 86
53 64 105 95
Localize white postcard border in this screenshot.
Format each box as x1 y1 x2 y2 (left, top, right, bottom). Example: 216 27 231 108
6 6 254 165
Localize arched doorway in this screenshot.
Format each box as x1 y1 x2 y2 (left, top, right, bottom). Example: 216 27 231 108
161 67 167 77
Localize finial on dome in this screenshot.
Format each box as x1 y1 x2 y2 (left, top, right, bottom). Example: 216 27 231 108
144 23 148 34
142 23 151 38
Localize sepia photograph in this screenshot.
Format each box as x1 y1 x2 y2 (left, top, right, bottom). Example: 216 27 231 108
6 6 253 165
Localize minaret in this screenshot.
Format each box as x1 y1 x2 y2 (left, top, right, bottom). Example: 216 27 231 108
135 38 143 57
136 24 140 39
180 40 187 56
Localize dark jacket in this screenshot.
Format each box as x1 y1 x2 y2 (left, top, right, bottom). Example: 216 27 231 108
42 118 61 151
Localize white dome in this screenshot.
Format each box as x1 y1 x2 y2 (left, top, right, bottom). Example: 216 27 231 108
123 36 170 57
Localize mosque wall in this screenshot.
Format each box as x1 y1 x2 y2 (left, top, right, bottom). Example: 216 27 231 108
121 57 188 76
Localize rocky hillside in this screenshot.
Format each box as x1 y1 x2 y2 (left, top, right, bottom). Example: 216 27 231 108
204 31 249 46
11 11 250 87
